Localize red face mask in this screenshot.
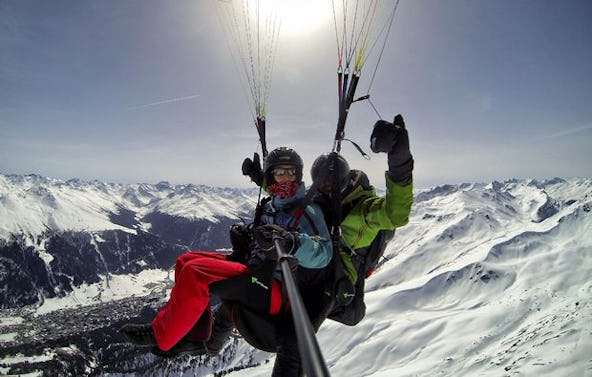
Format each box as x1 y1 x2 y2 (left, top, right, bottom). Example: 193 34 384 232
268 181 299 198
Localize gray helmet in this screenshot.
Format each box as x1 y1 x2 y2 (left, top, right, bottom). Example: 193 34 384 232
310 152 350 193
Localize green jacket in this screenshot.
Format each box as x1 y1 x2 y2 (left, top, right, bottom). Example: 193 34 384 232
339 172 413 251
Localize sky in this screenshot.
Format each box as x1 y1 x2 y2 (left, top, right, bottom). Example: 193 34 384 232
1 0 591 189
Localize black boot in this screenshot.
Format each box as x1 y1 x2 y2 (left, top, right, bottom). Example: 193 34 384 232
120 323 156 346
205 304 234 355
151 338 207 358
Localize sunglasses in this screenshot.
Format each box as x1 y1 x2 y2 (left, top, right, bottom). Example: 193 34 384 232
272 167 298 176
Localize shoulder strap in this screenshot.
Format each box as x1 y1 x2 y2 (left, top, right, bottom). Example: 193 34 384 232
293 207 320 235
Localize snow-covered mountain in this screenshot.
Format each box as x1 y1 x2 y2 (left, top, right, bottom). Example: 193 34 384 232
0 173 257 238
0 173 259 309
1 174 590 376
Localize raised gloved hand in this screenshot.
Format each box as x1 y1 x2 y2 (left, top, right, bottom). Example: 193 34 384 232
252 224 298 258
241 152 263 186
370 114 414 183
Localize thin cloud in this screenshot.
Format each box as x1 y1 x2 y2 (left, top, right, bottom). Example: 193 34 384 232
127 94 201 110
540 124 592 140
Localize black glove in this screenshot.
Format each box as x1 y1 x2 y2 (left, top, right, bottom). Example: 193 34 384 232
242 153 264 186
227 224 252 264
252 224 297 257
370 114 413 183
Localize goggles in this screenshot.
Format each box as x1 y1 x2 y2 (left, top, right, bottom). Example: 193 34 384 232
272 166 298 177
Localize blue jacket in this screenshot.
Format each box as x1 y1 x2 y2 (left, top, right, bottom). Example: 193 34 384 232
259 183 333 270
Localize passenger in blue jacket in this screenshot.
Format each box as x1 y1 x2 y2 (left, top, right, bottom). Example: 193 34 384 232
120 147 332 361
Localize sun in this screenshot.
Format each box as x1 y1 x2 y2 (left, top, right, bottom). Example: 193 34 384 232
261 0 333 39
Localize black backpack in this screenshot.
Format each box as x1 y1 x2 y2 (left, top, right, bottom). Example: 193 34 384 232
326 228 394 326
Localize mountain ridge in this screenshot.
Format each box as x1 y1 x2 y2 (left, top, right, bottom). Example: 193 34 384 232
0 173 260 310
1 173 590 376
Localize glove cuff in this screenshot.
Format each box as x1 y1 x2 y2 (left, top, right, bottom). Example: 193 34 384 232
387 156 414 183
251 170 264 187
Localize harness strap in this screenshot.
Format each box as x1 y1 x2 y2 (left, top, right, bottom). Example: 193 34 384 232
293 207 320 236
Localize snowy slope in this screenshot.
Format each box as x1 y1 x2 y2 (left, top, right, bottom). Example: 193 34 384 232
1 176 590 376
0 174 258 239
225 178 592 377
0 173 261 310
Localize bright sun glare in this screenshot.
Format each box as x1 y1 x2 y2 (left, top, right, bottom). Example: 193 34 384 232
261 0 333 38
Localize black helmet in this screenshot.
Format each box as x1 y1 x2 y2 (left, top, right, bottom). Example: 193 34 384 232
311 152 350 193
263 147 303 185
